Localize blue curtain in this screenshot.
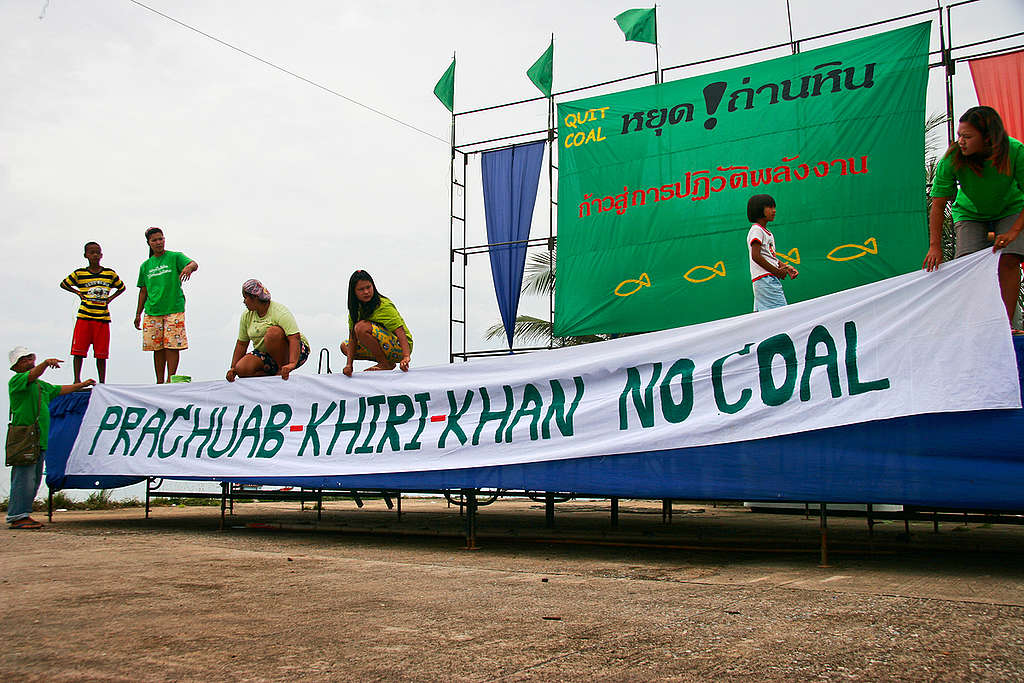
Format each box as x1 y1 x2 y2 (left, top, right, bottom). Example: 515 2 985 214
481 141 546 348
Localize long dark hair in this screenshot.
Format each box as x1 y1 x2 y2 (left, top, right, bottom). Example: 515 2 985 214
145 227 163 257
347 270 383 326
944 106 1011 176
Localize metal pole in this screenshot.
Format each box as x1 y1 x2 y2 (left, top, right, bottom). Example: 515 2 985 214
547 88 556 349
941 3 955 144
219 481 228 531
463 488 478 550
818 503 831 568
611 497 619 528
448 99 456 364
785 0 798 55
545 492 555 528
462 153 468 361
317 347 331 374
654 5 661 83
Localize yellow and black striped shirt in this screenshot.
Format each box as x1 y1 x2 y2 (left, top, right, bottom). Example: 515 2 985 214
62 267 125 322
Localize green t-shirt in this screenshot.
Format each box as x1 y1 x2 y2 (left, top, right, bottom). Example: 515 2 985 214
8 373 62 450
137 251 193 316
238 300 310 352
348 297 413 348
931 137 1024 223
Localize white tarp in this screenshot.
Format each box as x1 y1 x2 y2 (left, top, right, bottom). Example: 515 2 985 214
66 250 1020 479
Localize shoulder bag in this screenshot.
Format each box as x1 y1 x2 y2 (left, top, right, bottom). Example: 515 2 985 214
5 383 42 467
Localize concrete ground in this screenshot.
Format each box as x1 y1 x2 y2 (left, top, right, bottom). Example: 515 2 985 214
1 497 1022 681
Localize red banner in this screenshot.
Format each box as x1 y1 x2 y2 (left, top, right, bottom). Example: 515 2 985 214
969 50 1024 140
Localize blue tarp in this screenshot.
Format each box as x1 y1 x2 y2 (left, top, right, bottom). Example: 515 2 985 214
46 391 143 492
45 338 1024 510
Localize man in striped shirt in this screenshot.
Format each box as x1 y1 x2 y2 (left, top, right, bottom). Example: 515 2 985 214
60 242 126 383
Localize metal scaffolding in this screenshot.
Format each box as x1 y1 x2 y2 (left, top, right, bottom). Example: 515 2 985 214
447 0 1022 363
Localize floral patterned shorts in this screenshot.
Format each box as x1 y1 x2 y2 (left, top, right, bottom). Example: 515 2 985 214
142 312 188 351
345 322 405 363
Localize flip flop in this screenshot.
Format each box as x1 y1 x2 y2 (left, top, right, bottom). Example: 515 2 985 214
9 518 43 530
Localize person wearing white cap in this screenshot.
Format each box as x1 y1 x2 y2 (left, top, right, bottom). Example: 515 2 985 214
6 347 95 530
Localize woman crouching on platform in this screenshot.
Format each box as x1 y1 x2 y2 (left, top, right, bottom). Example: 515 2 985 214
226 279 310 381
341 269 413 375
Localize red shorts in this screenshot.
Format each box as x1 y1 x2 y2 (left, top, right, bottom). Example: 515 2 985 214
71 318 111 359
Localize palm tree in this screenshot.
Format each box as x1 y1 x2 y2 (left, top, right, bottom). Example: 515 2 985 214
484 251 611 347
925 112 955 262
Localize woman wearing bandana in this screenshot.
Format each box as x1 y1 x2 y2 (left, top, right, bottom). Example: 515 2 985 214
226 279 310 381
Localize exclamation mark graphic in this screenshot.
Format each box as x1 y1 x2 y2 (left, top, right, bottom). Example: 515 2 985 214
702 81 727 130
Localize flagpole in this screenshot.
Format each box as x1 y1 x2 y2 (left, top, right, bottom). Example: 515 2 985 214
447 51 457 364
547 34 556 348
654 5 661 83
785 0 797 55
449 50 456 151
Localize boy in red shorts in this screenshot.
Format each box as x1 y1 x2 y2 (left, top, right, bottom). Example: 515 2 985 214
60 241 126 383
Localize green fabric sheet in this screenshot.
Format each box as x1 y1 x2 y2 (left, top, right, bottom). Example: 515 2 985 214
554 23 930 335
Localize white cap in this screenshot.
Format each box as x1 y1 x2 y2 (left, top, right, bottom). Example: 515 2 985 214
8 346 32 370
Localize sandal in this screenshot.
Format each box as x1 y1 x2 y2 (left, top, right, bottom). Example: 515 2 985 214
9 518 43 530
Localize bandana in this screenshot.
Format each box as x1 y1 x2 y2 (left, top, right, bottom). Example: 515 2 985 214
242 279 271 302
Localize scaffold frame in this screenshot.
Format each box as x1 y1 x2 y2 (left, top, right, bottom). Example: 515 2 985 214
447 0 1023 363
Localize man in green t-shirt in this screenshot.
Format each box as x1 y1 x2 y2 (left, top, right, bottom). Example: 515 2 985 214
6 346 94 529
134 227 199 383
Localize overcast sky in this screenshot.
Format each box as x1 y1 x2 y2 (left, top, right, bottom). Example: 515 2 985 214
2 1 1022 495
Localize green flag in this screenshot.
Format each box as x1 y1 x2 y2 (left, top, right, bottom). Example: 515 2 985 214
614 8 657 44
527 39 554 98
433 57 455 112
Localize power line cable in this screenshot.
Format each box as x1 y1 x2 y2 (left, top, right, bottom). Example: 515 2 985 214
126 0 448 144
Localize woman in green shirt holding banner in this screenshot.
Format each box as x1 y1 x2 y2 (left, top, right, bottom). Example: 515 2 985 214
227 279 310 381
925 106 1024 328
341 270 413 375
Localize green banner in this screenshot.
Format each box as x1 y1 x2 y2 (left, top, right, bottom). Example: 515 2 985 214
554 22 930 336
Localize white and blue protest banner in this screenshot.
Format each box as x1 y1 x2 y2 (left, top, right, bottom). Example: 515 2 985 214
65 251 1019 480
